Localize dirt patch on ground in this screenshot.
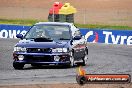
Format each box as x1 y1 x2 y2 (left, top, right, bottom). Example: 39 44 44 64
0 0 132 26
0 83 132 88
0 0 132 10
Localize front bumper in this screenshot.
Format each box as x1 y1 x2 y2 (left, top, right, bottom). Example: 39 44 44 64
13 52 71 65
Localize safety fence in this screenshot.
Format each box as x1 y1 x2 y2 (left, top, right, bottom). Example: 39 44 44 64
0 24 132 45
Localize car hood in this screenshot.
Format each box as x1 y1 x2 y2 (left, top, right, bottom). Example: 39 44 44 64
15 39 70 48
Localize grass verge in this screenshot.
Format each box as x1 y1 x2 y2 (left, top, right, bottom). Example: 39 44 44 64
0 18 43 26
75 23 132 30
0 18 132 30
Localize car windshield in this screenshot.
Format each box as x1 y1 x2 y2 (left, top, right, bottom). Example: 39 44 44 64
24 24 71 40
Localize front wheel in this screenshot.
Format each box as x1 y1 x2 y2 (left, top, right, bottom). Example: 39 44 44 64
69 52 75 67
13 62 24 70
82 49 88 66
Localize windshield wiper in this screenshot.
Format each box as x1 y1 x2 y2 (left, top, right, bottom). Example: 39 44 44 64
34 37 53 42
25 37 53 42
26 37 52 40
59 38 70 40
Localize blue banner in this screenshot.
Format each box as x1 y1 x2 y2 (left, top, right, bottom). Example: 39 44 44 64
0 24 30 38
80 28 132 45
0 24 132 45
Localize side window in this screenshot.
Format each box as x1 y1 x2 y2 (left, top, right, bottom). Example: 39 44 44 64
74 30 82 37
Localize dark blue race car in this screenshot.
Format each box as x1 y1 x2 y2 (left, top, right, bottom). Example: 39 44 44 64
13 22 88 69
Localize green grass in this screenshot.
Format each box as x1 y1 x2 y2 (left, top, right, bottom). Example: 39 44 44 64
0 18 132 30
0 18 45 26
75 24 132 30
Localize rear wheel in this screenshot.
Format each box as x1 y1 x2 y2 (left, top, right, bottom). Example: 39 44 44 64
13 62 24 70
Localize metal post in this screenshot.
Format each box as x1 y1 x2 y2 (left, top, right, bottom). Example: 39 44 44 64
53 7 55 22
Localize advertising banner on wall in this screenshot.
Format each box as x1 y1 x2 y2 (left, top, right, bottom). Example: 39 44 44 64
0 24 30 38
80 28 132 45
0 24 132 45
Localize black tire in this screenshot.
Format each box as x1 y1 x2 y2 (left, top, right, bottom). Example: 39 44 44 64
82 49 88 66
13 62 24 70
69 52 75 67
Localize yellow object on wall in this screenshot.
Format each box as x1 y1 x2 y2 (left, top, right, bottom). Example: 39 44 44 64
59 3 77 15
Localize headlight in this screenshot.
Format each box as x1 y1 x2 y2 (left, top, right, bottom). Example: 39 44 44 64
18 55 24 60
14 47 26 52
54 56 60 61
52 48 68 52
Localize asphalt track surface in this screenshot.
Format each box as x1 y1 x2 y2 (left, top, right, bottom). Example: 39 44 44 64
0 39 132 85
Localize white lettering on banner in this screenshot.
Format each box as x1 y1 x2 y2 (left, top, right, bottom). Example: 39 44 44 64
127 36 132 45
0 29 8 38
0 30 27 38
111 35 120 44
103 31 112 44
9 30 20 38
120 36 127 44
103 31 132 45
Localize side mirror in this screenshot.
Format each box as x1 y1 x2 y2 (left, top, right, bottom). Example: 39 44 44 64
73 36 82 40
16 34 23 39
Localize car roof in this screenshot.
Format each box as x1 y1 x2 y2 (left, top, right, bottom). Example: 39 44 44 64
35 22 73 26
35 22 78 35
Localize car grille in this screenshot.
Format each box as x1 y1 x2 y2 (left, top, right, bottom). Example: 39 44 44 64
25 55 54 62
27 48 51 53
